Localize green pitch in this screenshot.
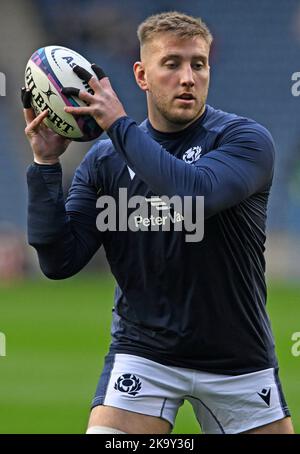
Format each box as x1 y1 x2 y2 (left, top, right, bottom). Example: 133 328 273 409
0 275 299 434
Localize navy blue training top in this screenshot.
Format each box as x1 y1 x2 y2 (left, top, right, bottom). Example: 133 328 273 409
27 105 277 374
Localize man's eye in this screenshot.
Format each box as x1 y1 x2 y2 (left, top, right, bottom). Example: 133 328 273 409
165 62 177 69
193 63 204 70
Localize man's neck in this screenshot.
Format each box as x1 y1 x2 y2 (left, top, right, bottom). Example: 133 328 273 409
148 106 206 133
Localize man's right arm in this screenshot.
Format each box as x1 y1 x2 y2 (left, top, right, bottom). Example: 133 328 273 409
23 89 103 279
27 156 103 279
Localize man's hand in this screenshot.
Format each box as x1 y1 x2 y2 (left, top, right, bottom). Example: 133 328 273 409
22 88 70 165
62 64 127 131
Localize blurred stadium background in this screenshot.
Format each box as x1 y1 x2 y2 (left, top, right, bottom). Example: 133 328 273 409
0 0 299 434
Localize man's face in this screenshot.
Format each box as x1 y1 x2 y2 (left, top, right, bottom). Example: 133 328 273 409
135 33 210 131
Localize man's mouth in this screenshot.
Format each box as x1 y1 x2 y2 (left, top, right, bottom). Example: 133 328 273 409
176 93 195 100
175 93 196 103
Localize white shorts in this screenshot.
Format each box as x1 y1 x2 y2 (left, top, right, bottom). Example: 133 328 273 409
92 353 290 434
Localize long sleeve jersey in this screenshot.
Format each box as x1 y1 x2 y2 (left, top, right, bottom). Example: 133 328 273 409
27 105 277 374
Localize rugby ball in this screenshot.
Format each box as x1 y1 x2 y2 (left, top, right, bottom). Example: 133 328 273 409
24 45 102 141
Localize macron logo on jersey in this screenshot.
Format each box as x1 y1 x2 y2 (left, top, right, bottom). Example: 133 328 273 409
257 387 271 406
182 146 202 164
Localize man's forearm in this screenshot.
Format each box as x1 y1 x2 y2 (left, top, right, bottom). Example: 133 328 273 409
27 163 102 279
27 163 66 245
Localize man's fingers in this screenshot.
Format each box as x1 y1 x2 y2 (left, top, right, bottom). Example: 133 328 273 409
21 87 32 109
73 64 106 82
72 65 99 92
73 65 94 83
73 64 107 92
22 87 37 125
61 87 80 97
61 86 94 104
98 76 113 90
23 105 37 125
24 109 49 135
64 105 91 116
91 64 106 80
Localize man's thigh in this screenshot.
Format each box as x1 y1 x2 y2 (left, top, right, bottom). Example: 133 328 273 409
88 405 172 434
90 353 189 432
189 367 291 434
242 416 294 434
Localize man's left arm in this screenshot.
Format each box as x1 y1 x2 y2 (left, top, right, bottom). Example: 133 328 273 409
107 117 275 218
64 67 275 218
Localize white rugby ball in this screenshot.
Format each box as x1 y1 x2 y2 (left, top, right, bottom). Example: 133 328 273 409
25 45 102 141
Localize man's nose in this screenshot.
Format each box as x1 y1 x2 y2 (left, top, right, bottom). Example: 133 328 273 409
180 65 195 86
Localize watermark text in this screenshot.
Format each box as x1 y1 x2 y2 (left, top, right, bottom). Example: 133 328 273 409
291 72 300 96
0 72 6 96
0 332 6 356
96 189 204 242
291 332 300 357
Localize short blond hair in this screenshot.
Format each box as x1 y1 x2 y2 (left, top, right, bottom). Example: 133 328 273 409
137 11 213 48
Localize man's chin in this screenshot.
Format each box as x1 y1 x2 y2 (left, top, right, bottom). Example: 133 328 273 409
167 111 200 126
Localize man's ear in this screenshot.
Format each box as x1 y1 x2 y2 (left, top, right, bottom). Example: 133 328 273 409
133 61 148 91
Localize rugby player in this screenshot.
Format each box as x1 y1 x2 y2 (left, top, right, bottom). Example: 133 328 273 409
23 12 294 434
